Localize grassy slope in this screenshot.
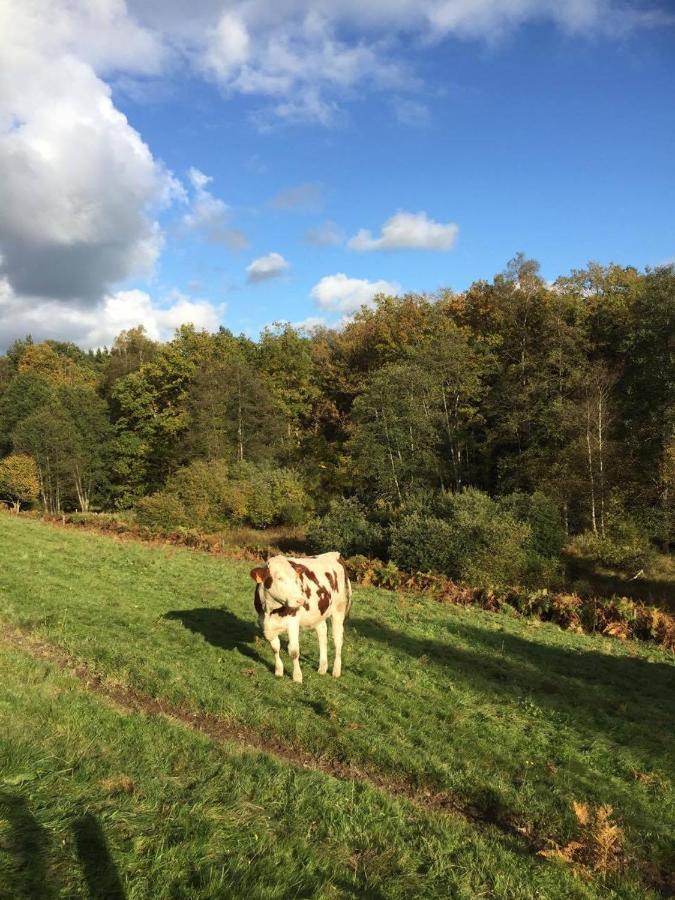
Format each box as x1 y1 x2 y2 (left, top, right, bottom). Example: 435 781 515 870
0 513 673 896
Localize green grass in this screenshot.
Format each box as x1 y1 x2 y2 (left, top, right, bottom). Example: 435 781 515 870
0 513 673 897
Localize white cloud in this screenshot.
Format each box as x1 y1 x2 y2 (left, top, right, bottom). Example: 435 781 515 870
122 1 670 125
0 279 224 349
270 182 323 212
310 272 400 314
305 220 345 246
246 252 290 283
203 12 251 81
348 210 459 251
183 167 248 249
0 0 182 307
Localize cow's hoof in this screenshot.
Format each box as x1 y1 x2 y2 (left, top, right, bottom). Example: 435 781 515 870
332 670 341 679
275 670 284 678
318 666 328 675
292 672 303 684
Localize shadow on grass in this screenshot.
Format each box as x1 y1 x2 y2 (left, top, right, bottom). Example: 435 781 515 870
0 792 53 898
351 616 675 762
72 813 126 900
163 607 269 669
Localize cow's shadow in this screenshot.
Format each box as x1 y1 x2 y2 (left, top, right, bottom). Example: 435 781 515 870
163 607 268 667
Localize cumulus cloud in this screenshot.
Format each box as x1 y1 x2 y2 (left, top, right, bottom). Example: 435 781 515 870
0 0 182 316
305 220 345 246
246 252 290 283
310 272 400 314
270 182 323 212
0 279 224 350
348 211 459 251
183 168 248 249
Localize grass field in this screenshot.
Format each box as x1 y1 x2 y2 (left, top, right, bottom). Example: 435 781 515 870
0 513 673 898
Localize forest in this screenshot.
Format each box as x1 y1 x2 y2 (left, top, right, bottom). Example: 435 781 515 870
0 255 672 590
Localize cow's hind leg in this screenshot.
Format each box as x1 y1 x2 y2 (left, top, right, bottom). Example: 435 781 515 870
286 618 303 684
331 611 344 678
269 635 284 677
316 620 328 675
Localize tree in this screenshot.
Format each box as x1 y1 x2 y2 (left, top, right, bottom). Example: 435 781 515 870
351 361 440 503
256 324 321 453
13 408 78 513
0 453 40 512
18 342 98 387
58 385 113 511
0 373 54 455
185 352 285 465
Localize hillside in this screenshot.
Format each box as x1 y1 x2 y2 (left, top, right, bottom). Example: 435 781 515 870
0 513 673 898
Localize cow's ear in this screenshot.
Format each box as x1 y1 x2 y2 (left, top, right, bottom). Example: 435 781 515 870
250 566 268 583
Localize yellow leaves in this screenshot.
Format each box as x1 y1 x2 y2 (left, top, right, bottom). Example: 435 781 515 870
572 801 590 826
539 801 624 877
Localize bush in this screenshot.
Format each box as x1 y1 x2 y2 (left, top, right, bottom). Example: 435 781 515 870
223 462 311 528
136 492 189 530
499 491 565 559
136 460 311 531
446 488 532 588
167 459 231 527
568 501 654 572
307 498 384 557
390 513 459 574
390 488 532 588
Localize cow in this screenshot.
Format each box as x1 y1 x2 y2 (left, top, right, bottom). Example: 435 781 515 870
250 552 352 683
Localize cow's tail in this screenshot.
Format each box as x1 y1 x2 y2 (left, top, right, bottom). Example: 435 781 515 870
345 575 353 622
338 554 353 622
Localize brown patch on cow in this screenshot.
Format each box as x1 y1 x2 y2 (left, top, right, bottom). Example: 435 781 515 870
263 575 273 590
253 587 263 616
271 605 297 617
289 561 321 588
326 570 338 592
304 585 311 599
317 587 331 614
250 566 269 583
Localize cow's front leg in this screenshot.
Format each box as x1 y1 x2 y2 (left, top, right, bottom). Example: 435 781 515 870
286 618 303 684
269 635 284 677
316 620 328 675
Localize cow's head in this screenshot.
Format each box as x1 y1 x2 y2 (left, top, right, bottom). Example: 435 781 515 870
250 556 307 609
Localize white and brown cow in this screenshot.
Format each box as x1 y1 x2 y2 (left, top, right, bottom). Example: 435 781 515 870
250 552 352 683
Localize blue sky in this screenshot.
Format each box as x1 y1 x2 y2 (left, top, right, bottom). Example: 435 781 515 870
1 1 674 347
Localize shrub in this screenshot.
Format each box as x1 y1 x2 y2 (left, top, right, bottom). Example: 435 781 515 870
167 459 231 528
445 488 532 588
223 463 311 528
390 513 459 574
136 492 189 530
390 488 532 587
307 498 384 557
499 491 565 559
568 503 654 573
136 460 311 531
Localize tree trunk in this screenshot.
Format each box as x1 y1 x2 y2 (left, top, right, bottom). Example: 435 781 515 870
586 405 597 534
597 392 605 537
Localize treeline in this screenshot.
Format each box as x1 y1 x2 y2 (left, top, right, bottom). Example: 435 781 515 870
0 256 672 582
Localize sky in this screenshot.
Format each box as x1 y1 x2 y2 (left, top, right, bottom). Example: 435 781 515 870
0 1 674 349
